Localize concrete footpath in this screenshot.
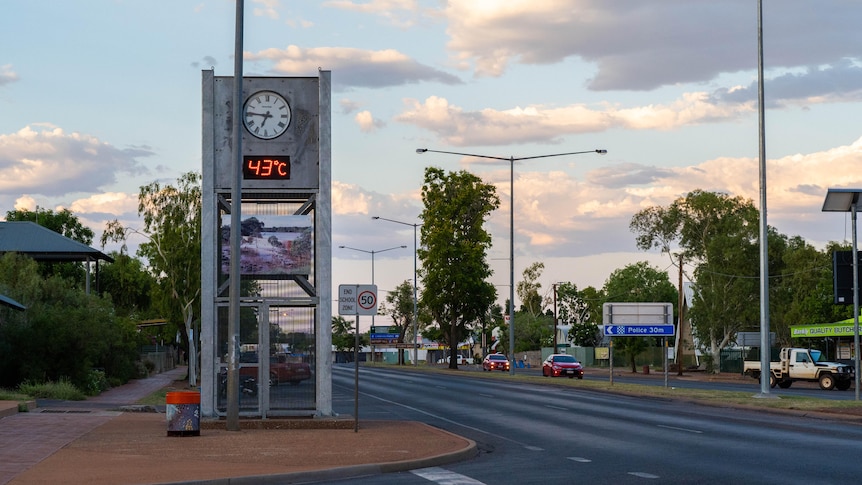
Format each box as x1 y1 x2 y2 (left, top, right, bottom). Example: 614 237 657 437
0 367 475 485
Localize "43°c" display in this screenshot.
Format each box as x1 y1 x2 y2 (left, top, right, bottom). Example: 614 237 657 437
243 156 290 180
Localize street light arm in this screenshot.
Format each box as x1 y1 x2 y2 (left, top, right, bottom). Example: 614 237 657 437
417 148 606 162
372 216 420 228
511 149 607 161
416 148 511 162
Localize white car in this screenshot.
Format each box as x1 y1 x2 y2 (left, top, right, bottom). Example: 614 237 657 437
437 355 474 365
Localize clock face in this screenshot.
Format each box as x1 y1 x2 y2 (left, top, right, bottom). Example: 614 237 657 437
243 91 291 139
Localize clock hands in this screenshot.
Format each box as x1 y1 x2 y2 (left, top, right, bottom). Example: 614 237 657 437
246 110 273 127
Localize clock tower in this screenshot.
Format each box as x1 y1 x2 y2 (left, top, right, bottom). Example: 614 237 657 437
200 71 332 419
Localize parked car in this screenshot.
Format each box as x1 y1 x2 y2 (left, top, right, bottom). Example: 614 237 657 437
482 353 510 372
437 355 474 365
542 354 584 379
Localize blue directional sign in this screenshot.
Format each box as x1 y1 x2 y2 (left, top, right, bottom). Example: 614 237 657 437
603 324 675 336
370 333 400 340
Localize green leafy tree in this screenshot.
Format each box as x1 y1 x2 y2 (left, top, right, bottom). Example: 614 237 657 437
0 253 142 389
6 207 97 284
98 251 157 318
383 280 419 365
332 316 369 362
556 282 601 347
418 167 499 369
630 190 757 365
102 171 202 385
603 262 678 372
517 262 545 316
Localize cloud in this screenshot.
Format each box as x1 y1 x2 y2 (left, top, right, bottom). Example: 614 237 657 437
67 192 139 218
713 60 862 107
397 93 752 146
0 65 19 86
340 98 362 114
355 110 386 132
441 0 862 91
191 56 218 69
0 125 151 197
245 45 462 89
252 0 280 19
332 138 862 284
323 0 423 28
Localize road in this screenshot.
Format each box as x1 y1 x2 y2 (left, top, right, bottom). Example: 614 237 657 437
331 364 862 484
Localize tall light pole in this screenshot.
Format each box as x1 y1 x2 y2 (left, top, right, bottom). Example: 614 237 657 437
339 245 407 362
373 216 420 366
416 148 606 375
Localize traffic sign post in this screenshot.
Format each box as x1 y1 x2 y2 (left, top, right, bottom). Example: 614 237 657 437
603 324 675 336
603 302 675 387
338 284 376 433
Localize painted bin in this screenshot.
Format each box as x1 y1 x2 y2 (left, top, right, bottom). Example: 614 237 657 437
166 391 200 437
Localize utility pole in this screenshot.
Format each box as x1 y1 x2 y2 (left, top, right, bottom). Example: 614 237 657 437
677 254 684 376
553 283 558 352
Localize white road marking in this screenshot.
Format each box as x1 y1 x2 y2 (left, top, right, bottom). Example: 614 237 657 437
524 445 544 451
568 456 592 463
411 466 486 484
544 405 568 411
657 424 703 434
628 471 660 479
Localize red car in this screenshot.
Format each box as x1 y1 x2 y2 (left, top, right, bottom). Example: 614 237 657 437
482 353 510 372
542 354 584 379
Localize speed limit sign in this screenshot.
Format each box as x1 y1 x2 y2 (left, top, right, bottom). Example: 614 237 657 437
356 285 377 315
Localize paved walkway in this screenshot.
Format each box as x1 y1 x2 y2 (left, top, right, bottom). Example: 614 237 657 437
0 367 187 484
0 367 474 485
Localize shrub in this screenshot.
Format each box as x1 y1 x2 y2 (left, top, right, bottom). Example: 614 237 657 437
84 369 109 395
18 378 87 401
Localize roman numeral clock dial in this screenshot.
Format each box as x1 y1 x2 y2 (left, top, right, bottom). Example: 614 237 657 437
243 91 291 140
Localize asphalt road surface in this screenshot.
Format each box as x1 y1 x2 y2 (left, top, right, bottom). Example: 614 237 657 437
330 364 862 485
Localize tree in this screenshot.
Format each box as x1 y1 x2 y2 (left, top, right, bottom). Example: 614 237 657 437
517 262 545 316
5 207 96 283
418 167 499 369
556 282 601 347
383 280 418 365
98 251 156 318
603 262 678 372
0 253 142 390
630 190 758 367
102 171 202 385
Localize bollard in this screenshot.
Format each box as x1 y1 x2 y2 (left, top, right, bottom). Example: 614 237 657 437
166 391 200 437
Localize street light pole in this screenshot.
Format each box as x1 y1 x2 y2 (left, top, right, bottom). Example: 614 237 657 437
416 148 606 375
339 244 407 362
373 216 420 366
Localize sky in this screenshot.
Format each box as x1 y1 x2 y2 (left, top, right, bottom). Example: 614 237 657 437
2 0 862 317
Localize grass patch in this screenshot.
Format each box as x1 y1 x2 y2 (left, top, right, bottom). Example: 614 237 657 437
138 379 196 406
0 388 30 401
17 378 87 401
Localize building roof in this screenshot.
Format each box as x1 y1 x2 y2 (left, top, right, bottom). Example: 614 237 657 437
0 221 113 263
0 293 26 311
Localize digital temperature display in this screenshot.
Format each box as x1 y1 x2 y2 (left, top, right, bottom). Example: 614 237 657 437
243 156 290 180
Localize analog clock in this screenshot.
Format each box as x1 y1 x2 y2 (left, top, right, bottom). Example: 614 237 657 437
243 91 291 140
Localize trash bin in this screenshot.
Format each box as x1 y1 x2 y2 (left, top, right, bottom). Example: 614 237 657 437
166 391 200 437
642 365 650 375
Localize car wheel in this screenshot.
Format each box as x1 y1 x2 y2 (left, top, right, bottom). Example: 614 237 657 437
819 373 836 391
837 380 851 391
777 380 792 389
578 375 583 380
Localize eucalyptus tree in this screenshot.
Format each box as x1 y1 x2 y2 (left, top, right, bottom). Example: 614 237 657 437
383 280 419 365
630 190 759 365
418 167 499 369
102 171 202 384
602 262 678 372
